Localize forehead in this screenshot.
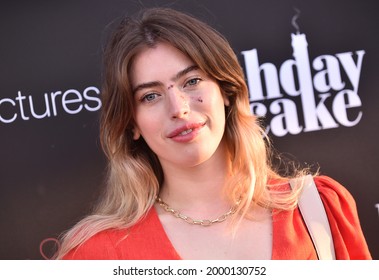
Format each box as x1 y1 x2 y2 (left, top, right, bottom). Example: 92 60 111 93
130 42 195 85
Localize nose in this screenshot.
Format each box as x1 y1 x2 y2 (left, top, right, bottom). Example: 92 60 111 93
167 88 190 119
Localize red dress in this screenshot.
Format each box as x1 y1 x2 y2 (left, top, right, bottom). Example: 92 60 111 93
63 176 372 260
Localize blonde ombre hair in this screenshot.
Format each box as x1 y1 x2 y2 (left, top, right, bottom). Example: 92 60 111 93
56 7 308 259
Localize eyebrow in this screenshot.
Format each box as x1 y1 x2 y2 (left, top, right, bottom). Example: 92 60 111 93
132 65 199 94
173 65 199 82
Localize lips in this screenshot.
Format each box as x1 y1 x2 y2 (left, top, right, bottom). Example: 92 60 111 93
167 122 206 142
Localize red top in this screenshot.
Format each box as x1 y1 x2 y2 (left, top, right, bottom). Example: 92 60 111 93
63 176 372 260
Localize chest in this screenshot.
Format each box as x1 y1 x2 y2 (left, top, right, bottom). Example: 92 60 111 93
158 214 273 260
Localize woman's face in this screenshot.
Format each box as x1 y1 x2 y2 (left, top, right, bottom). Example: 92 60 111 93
130 42 229 169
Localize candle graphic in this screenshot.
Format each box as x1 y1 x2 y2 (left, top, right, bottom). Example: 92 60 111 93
290 8 340 131
290 32 337 131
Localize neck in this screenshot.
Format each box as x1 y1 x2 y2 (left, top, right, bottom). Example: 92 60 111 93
158 143 232 215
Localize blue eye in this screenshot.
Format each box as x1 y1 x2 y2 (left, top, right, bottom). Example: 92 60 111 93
185 78 201 87
141 93 159 102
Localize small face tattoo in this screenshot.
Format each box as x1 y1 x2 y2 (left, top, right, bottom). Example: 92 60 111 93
190 96 203 103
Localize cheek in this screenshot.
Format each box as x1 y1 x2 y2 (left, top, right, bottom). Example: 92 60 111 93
134 111 159 137
208 92 228 112
190 87 223 105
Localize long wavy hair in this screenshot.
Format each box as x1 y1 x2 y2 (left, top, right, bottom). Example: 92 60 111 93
56 7 308 259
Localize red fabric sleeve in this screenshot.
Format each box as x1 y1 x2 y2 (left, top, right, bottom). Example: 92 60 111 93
62 231 119 260
315 176 372 259
61 208 181 260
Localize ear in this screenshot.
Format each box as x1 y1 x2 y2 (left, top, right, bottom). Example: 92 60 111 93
132 127 141 140
223 94 230 107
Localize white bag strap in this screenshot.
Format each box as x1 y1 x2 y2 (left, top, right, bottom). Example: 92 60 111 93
289 175 336 260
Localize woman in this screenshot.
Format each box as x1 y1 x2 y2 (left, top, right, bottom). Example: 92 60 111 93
57 7 371 260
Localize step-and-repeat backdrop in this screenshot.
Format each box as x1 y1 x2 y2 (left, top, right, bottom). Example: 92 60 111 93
1 0 378 259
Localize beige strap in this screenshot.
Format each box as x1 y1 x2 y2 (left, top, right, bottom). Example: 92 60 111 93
290 175 336 260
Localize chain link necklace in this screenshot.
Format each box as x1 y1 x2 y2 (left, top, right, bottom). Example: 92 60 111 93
156 196 241 226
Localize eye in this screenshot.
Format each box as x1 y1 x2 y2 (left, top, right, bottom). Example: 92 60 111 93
184 78 202 88
140 92 160 103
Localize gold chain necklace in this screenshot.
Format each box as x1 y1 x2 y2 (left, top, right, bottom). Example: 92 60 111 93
156 197 241 226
